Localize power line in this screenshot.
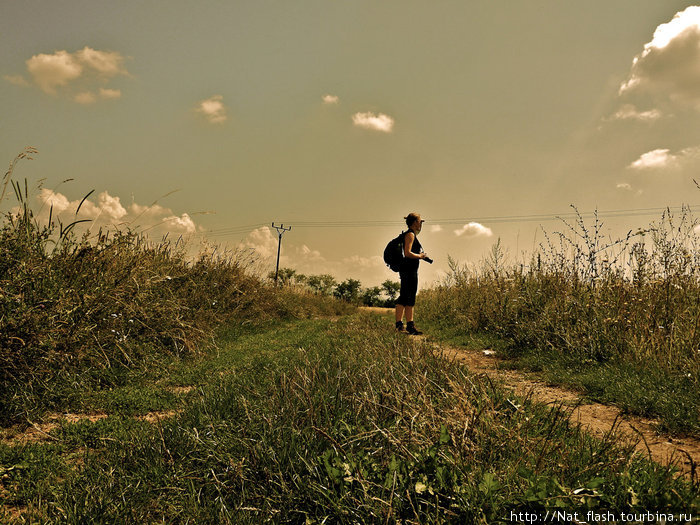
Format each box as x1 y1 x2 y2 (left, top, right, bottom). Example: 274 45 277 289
201 204 700 238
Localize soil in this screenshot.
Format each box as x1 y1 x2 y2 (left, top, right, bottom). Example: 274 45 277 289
362 306 700 480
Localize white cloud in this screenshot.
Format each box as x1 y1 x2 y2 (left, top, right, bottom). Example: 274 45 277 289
196 95 228 124
628 146 700 171
430 224 443 233
35 189 197 235
352 111 395 132
616 183 632 191
240 227 278 259
26 50 83 94
322 94 339 104
454 222 493 238
75 47 127 77
619 7 700 109
18 47 128 100
610 104 662 122
628 149 675 170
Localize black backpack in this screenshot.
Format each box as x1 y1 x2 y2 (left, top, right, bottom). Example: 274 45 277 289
383 231 405 272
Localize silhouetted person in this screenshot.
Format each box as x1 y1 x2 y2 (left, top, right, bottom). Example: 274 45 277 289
395 212 429 335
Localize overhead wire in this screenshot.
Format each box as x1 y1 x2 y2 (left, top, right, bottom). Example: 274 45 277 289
201 204 700 238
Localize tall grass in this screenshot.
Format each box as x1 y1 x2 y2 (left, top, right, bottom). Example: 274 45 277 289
420 208 700 432
0 149 350 425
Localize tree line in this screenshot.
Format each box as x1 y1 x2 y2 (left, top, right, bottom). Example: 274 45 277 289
268 268 399 307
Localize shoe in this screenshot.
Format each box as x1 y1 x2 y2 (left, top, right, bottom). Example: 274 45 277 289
406 322 422 335
396 321 406 332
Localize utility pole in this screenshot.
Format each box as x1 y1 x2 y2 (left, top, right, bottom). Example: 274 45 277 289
271 223 291 286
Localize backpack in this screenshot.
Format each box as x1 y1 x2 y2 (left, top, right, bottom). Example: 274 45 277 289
383 231 405 272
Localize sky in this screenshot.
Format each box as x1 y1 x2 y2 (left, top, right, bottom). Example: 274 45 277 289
2 1 700 286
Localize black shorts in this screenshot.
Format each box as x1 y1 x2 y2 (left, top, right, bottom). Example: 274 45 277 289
396 271 418 307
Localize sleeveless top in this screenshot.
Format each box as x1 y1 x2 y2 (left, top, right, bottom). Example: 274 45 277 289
401 230 422 273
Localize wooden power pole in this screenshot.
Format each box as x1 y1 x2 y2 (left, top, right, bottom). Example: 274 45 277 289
272 223 291 286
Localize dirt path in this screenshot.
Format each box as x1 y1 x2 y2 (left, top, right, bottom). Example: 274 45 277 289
361 307 700 479
434 342 700 479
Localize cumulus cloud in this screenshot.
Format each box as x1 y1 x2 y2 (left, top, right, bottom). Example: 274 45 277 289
235 229 388 284
18 47 128 99
628 148 676 170
430 224 443 233
352 111 395 132
619 7 700 109
35 189 197 234
322 94 339 104
627 146 700 171
616 183 633 191
454 222 493 238
196 95 228 124
240 227 278 259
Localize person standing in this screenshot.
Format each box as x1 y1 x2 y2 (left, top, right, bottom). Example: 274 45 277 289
396 212 428 335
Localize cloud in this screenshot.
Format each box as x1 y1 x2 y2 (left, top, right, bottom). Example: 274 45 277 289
12 47 128 101
196 95 228 124
628 148 676 170
35 189 197 234
619 7 700 109
609 104 662 122
74 47 127 76
26 50 83 94
240 227 278 259
352 111 395 132
429 224 443 233
627 146 700 171
322 94 339 104
616 183 632 191
454 222 493 238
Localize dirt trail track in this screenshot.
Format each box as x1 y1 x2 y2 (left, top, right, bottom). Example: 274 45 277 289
361 307 700 479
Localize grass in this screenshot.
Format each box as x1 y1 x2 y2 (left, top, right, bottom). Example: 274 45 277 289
0 149 352 426
419 208 700 435
1 313 697 523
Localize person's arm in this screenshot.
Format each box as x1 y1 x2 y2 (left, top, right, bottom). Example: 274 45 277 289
404 232 425 259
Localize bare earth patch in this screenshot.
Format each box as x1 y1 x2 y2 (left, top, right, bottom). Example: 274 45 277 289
0 412 108 446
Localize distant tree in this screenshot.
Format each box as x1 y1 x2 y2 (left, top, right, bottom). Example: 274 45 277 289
334 278 362 303
307 274 337 295
361 286 382 306
268 267 297 286
381 280 400 303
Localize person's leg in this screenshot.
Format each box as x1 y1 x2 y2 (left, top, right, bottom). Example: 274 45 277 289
405 273 422 335
395 304 404 322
